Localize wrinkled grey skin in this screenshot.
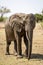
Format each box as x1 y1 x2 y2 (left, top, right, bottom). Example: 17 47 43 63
5 14 25 57
5 13 36 59
24 13 36 59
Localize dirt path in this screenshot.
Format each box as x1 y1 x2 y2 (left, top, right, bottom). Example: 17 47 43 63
0 23 43 65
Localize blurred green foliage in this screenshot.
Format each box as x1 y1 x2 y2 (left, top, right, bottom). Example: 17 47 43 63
40 21 43 28
0 17 4 21
35 14 43 22
0 17 8 22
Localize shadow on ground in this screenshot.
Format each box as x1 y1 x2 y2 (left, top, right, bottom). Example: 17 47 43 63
5 52 43 60
31 53 43 60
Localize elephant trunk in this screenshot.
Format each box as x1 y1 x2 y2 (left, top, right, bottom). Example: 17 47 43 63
25 24 33 59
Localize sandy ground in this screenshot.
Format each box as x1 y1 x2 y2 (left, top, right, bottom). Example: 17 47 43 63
0 22 43 65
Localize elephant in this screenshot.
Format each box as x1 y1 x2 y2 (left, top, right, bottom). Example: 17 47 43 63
5 13 25 57
5 13 36 59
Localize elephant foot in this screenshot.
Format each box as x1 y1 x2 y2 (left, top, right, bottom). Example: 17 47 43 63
14 52 17 56
24 50 28 57
13 50 17 56
5 52 10 55
17 55 23 58
28 54 31 60
24 51 31 59
28 56 31 60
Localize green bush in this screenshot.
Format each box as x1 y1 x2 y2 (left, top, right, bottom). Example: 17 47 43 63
35 14 43 22
40 21 43 28
0 17 8 22
0 17 4 22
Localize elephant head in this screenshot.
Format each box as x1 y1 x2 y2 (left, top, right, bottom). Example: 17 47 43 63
9 13 25 36
23 13 36 59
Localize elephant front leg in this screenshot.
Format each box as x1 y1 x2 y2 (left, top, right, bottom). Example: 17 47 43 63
6 41 11 55
17 36 23 58
24 33 28 57
14 31 23 58
14 40 17 56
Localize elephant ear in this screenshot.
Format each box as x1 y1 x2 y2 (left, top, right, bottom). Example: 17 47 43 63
30 14 36 29
25 14 36 30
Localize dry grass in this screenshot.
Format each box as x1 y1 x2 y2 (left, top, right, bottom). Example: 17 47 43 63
0 23 43 65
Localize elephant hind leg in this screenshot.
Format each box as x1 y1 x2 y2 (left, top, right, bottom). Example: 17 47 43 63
6 41 11 55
